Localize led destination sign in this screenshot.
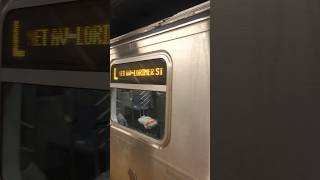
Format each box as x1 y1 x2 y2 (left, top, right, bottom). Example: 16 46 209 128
3 0 109 71
111 59 167 85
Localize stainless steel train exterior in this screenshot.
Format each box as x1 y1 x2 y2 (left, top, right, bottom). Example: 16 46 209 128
110 2 210 180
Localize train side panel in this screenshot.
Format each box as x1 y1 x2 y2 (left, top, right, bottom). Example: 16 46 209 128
110 17 210 180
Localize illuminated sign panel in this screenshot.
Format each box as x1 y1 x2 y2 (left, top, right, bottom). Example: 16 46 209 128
2 0 109 71
111 59 167 85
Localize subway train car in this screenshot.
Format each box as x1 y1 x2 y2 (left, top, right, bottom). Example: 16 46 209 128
110 1 210 180
0 0 109 180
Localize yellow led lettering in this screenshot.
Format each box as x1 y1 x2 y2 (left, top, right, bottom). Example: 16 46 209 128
113 68 118 80
140 69 145 76
119 68 164 78
119 70 122 76
40 29 48 46
12 20 26 57
68 26 86 45
150 69 154 75
155 68 160 75
28 29 48 46
84 26 93 45
76 26 84 45
135 69 141 76
102 25 110 44
90 26 99 45
51 28 67 46
25 24 109 47
94 25 103 44
66 28 77 41
159 68 163 75
129 70 133 76
126 70 131 76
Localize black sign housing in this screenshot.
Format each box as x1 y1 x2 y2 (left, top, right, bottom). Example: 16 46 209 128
2 0 109 71
111 59 167 85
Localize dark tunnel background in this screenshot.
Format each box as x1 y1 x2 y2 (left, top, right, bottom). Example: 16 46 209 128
110 0 207 38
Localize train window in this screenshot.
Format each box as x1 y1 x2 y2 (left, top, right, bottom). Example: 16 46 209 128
112 89 166 140
110 53 172 148
2 83 109 180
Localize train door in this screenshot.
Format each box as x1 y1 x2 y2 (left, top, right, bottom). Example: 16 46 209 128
110 2 210 180
0 1 109 180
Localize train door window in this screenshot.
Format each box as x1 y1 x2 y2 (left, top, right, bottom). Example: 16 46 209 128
113 89 166 140
2 83 109 180
110 53 172 148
